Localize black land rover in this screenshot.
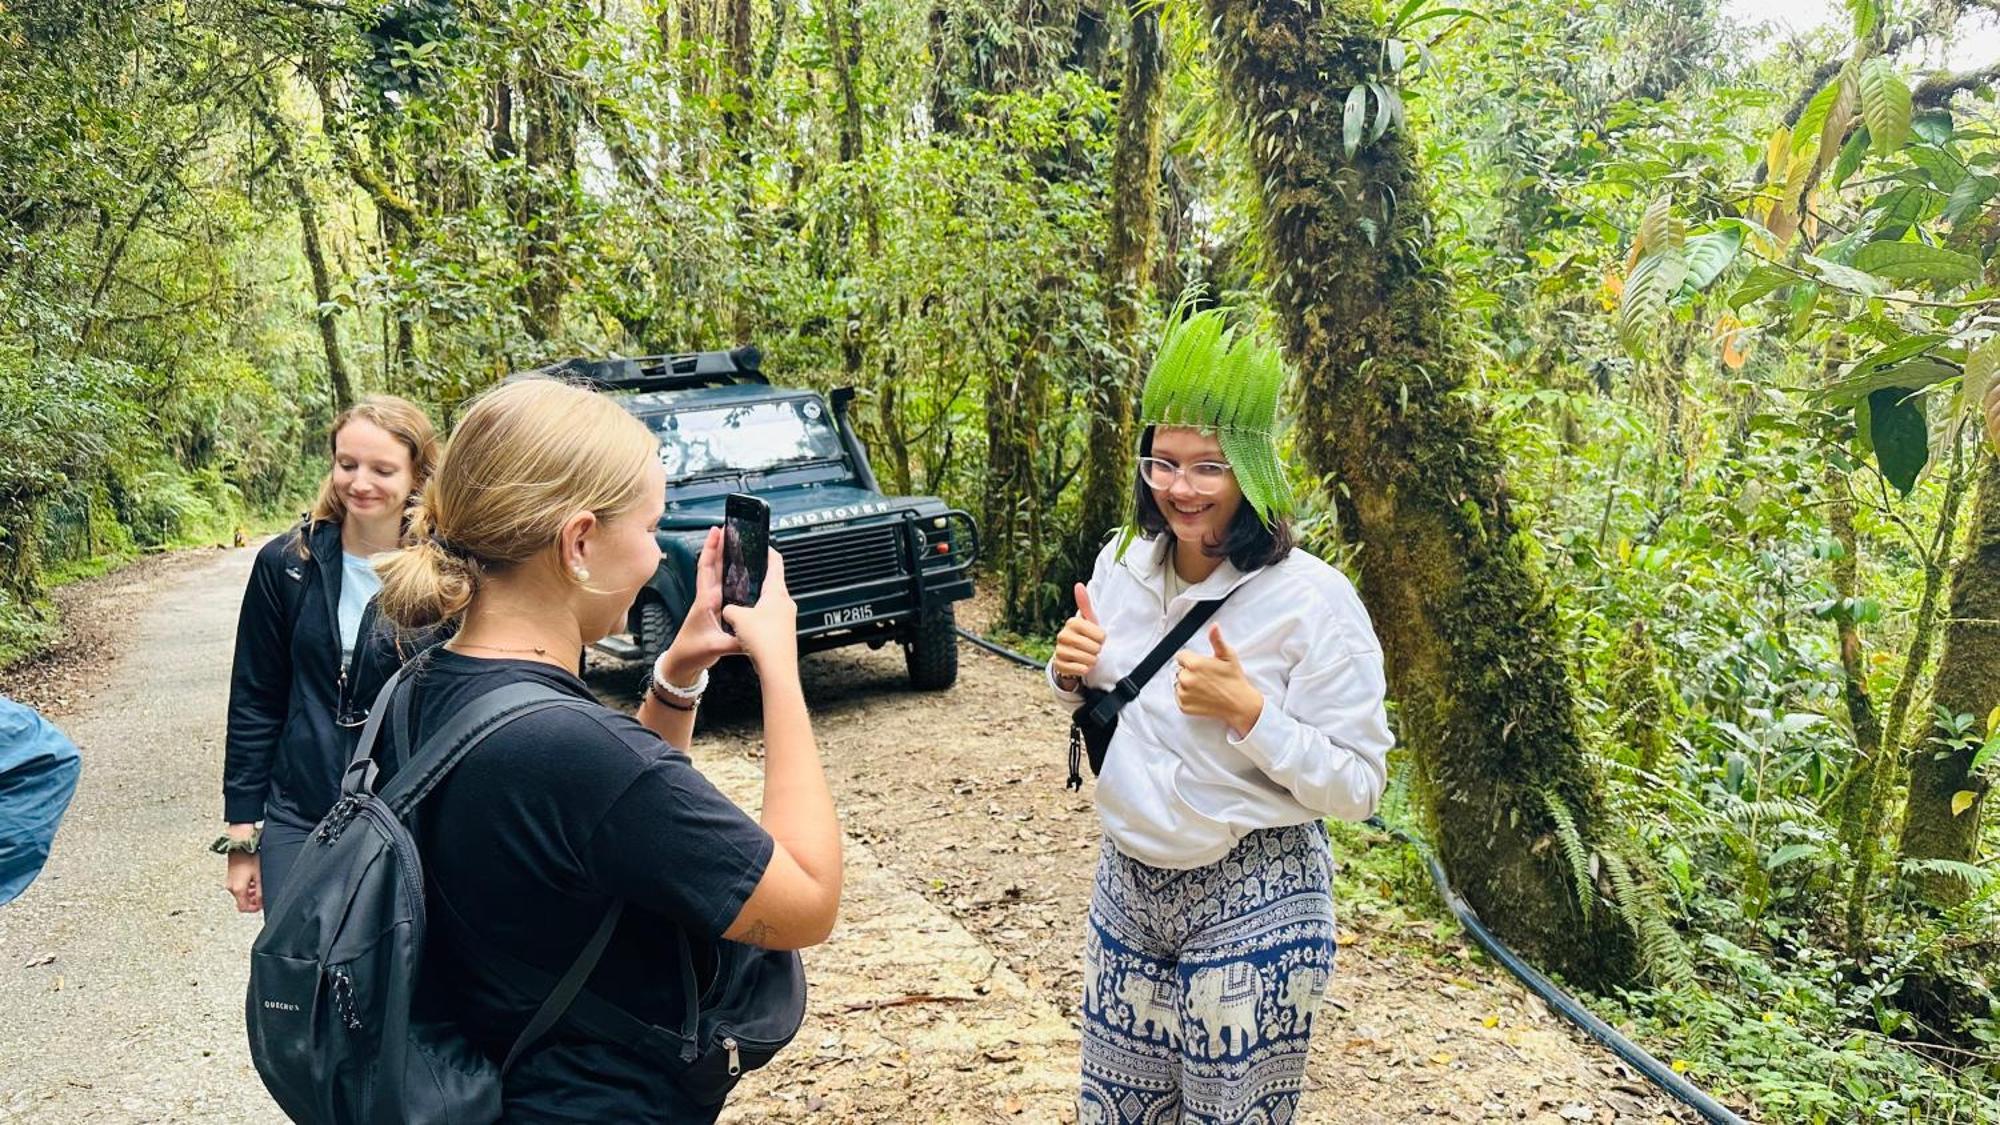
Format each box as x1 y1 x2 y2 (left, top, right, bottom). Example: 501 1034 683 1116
528 347 979 690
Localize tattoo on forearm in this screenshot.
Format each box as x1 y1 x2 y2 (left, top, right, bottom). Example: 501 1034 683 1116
742 919 775 946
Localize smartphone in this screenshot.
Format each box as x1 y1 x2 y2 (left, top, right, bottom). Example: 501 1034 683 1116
721 493 771 612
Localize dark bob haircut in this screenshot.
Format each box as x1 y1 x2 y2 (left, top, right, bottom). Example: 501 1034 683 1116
1133 426 1294 572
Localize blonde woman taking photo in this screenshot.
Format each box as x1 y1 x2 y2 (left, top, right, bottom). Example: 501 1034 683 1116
371 377 841 1122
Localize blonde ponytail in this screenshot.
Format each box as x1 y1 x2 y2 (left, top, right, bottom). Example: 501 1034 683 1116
372 506 479 629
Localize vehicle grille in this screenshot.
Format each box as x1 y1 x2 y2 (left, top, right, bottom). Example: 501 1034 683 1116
779 522 906 594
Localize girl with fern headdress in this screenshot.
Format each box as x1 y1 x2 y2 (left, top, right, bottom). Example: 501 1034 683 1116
1049 290 1394 1123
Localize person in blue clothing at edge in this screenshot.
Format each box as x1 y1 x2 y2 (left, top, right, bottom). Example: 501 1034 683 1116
218 394 441 915
369 377 841 1122
1050 296 1394 1124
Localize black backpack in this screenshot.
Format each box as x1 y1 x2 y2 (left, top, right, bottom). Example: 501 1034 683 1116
247 667 810 1122
245 670 611 1124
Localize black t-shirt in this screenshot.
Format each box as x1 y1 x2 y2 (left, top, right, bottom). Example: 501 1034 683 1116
393 650 774 1123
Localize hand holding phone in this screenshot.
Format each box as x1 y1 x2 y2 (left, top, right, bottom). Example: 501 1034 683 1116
722 494 771 619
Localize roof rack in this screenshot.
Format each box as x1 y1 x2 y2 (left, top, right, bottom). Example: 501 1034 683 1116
523 346 767 392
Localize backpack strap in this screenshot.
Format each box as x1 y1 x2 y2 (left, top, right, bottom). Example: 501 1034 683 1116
1079 588 1236 731
431 883 704 1073
375 682 584 818
498 900 631 1075
365 678 663 1073
338 667 408 799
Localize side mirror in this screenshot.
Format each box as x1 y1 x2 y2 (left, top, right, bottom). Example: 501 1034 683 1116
827 387 881 492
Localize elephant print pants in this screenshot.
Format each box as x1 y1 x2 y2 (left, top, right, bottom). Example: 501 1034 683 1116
1079 822 1338 1125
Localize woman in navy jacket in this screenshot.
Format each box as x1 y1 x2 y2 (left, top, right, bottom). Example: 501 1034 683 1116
218 395 440 913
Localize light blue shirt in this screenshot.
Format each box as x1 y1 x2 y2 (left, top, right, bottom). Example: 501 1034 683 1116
339 552 383 662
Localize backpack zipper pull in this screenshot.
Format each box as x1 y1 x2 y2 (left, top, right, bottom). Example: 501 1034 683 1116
329 965 362 1031
316 795 361 845
724 1036 741 1077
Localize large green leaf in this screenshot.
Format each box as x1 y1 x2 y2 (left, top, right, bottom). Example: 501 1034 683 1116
1847 0 1880 41
1342 85 1367 158
1803 253 1889 295
1787 281 1821 340
1795 74 1844 149
1820 357 1959 404
1728 265 1794 308
1852 240 1982 284
1870 185 1946 241
1943 173 1997 225
1638 195 1682 255
1620 249 1688 350
1912 108 1954 145
1766 843 1819 871
1860 57 1912 155
1909 147 1965 193
1680 228 1743 295
1868 386 1930 496
1831 126 1871 189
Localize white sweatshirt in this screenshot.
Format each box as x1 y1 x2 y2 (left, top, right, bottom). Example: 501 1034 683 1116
1050 535 1393 869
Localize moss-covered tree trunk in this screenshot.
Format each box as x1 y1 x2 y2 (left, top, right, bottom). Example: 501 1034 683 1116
254 96 354 411
1899 450 2000 904
822 0 913 495
1071 0 1166 572
517 63 575 344
1823 462 1886 950
1831 442 1966 935
1208 0 1633 985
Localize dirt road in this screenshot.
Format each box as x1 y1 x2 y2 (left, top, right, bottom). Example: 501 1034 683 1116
0 545 1693 1124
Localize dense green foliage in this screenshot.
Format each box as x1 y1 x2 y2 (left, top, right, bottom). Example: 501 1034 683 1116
5 0 1999 1118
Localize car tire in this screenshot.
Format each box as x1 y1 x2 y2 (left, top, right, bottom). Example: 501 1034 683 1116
905 603 959 691
638 596 675 661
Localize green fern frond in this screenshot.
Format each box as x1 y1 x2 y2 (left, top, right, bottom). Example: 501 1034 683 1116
1123 285 1295 552
1898 858 1994 892
1601 848 1693 986
1541 787 1594 923
1721 796 1822 827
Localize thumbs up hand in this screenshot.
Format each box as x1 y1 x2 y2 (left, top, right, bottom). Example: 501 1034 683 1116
1053 582 1107 688
1174 624 1264 735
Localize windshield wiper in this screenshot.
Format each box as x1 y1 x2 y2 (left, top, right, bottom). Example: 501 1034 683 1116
675 468 747 488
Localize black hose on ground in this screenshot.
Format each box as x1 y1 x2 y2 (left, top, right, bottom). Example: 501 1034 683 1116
954 625 1749 1125
955 625 1048 670
1363 815 1747 1124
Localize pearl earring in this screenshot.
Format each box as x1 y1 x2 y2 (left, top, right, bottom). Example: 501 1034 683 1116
573 565 591 583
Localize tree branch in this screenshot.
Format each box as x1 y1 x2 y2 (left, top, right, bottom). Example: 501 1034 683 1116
1756 2 1973 185
1915 60 2000 106
302 63 420 233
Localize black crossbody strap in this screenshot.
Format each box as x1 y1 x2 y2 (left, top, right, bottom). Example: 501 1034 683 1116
1085 589 1236 728
433 884 702 1071
499 900 627 1075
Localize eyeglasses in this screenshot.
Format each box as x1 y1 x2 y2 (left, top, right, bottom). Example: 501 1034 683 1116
1137 456 1234 495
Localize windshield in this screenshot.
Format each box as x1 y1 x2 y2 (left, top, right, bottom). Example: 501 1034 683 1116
646 398 846 480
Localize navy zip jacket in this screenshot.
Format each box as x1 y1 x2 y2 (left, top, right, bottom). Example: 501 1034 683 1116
223 520 443 825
